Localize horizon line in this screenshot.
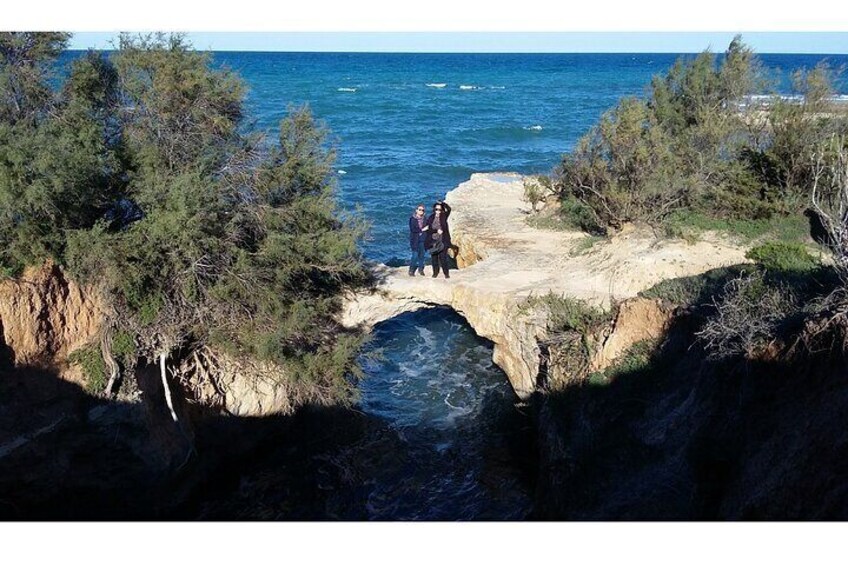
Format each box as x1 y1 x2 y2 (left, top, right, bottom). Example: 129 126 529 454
64 49 848 56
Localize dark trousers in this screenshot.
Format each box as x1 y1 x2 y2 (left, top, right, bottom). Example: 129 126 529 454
431 250 450 277
409 239 426 274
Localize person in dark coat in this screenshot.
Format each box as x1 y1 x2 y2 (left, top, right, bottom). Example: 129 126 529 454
408 204 428 276
426 200 452 279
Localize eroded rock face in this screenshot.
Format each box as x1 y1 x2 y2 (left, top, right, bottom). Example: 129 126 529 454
177 350 331 417
342 172 749 399
590 298 675 373
0 262 105 383
0 263 304 417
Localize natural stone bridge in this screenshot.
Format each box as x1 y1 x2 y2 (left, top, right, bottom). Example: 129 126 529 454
342 173 750 398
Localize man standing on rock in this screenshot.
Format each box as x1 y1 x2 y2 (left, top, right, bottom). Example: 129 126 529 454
408 204 428 276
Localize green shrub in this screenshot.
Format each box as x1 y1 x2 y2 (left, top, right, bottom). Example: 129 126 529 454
558 195 605 234
1 33 371 401
525 193 603 234
524 292 609 336
587 372 610 387
696 271 800 360
68 345 107 393
746 241 818 273
523 176 553 212
549 35 847 237
569 235 607 256
599 339 658 383
662 210 810 244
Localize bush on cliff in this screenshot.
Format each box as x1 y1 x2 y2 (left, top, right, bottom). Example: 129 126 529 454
550 35 848 239
0 33 369 399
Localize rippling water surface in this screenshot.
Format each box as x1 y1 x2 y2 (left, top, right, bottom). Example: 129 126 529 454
352 309 533 519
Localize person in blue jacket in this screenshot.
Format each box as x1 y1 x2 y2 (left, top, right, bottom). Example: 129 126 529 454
408 203 429 276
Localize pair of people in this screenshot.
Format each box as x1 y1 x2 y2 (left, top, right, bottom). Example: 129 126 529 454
408 200 452 278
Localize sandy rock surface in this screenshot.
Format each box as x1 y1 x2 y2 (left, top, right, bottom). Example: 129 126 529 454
342 172 750 397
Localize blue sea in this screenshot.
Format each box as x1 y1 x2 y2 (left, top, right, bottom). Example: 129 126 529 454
63 49 848 518
208 51 848 263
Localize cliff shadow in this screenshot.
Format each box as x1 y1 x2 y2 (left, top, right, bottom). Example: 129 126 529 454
1 305 539 520
0 364 388 520
532 307 848 520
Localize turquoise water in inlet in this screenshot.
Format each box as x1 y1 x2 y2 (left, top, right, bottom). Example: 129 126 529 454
64 50 848 518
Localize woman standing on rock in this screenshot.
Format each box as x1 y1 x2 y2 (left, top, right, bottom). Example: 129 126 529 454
426 200 452 279
408 204 428 276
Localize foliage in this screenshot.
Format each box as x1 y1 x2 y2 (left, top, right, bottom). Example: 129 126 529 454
68 344 108 393
525 292 609 337
662 209 811 244
589 338 658 386
569 234 607 256
0 37 122 274
554 97 686 230
523 175 554 212
0 33 370 398
696 270 800 360
639 265 746 306
522 292 611 388
550 35 847 238
810 134 848 282
746 241 819 273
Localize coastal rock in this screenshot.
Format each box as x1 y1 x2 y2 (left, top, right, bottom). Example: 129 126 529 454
342 172 750 398
0 262 105 383
589 298 675 373
0 263 302 416
177 349 325 417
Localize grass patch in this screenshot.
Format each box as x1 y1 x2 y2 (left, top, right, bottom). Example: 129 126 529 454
68 344 107 394
569 235 608 257
587 339 658 387
662 210 810 245
639 265 748 306
605 339 657 380
523 292 610 336
526 213 578 232
587 371 611 386
526 195 605 235
746 241 819 273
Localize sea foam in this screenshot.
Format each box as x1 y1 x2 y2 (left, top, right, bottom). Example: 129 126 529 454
426 83 447 88
337 87 357 92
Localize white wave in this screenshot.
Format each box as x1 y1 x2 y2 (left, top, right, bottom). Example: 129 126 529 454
426 83 447 88
489 86 506 90
459 85 482 90
524 125 543 131
337 170 347 175
337 87 357 92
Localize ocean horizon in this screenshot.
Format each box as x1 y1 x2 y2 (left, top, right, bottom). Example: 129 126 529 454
59 50 848 264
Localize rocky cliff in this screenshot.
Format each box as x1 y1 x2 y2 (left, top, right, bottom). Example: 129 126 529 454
0 262 314 418
343 172 750 398
0 262 104 384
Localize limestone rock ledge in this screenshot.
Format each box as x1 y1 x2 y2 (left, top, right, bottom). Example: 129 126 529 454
342 172 750 398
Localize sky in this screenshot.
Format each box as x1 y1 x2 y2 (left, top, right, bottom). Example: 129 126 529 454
68 32 848 54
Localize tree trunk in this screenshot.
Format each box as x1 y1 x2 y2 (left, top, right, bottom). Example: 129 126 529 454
102 334 120 396
160 352 179 423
